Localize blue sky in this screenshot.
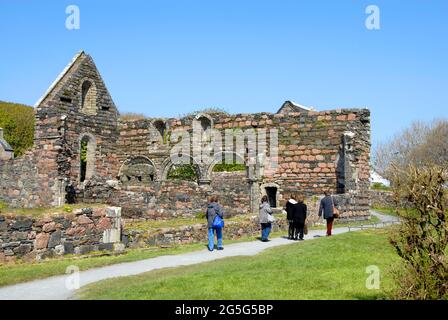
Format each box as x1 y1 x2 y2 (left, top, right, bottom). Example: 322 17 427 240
0 0 447 147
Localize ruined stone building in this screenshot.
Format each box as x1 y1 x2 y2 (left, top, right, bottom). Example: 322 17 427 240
0 51 371 219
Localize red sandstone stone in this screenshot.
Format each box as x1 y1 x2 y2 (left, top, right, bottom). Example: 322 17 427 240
77 216 93 225
35 232 50 250
92 208 106 217
42 222 57 232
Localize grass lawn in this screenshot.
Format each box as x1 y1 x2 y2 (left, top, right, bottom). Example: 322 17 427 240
125 214 252 230
371 206 398 216
0 215 388 289
78 228 399 300
0 230 285 288
0 203 108 217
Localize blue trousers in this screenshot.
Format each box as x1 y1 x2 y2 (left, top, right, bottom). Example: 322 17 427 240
208 227 223 250
261 223 272 241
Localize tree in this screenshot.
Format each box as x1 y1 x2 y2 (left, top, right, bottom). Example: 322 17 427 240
0 101 35 157
389 165 448 299
373 119 448 181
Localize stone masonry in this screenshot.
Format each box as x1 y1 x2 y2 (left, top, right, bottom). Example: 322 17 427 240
0 51 371 221
0 207 122 263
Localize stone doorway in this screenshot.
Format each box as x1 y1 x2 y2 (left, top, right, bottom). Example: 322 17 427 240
265 186 277 208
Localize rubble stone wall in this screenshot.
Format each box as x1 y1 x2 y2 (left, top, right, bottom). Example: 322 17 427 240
0 207 121 263
0 51 371 221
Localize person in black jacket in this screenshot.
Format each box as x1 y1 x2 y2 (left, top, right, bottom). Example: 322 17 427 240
292 194 307 240
285 194 298 240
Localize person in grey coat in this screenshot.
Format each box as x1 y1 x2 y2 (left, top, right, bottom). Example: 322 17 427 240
206 195 224 251
259 195 273 242
318 190 337 236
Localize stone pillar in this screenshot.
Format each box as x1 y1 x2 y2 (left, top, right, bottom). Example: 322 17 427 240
248 178 260 213
342 131 357 192
102 207 121 243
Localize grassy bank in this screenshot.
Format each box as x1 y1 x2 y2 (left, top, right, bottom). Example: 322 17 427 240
78 228 398 300
0 230 285 287
1 214 385 288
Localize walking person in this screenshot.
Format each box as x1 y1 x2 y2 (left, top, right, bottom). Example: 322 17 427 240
259 195 273 242
285 194 298 240
318 190 337 236
206 195 224 251
293 194 307 240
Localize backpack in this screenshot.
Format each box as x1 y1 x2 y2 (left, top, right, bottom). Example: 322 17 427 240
212 214 224 229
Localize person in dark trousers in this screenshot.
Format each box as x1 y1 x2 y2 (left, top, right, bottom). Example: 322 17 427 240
206 195 224 251
285 194 298 240
318 190 336 236
65 182 76 204
259 195 273 242
292 194 307 240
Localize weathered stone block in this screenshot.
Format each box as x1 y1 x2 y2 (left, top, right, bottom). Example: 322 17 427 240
11 220 33 231
13 244 32 255
34 232 50 250
48 230 62 248
63 241 75 254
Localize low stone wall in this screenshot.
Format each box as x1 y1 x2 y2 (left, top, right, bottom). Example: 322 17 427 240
122 208 370 248
123 215 289 248
80 172 251 219
0 155 43 208
334 192 370 219
0 207 122 263
369 190 395 208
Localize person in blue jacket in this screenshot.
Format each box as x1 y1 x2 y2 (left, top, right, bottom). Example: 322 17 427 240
206 195 225 251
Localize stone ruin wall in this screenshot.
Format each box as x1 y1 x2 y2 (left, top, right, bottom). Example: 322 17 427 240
76 107 370 220
0 51 371 222
0 52 119 208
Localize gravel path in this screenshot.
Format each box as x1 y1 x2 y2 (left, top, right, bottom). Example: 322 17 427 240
0 210 398 300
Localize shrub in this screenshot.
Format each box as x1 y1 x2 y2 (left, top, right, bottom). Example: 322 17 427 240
212 163 246 172
180 107 229 118
167 164 198 181
371 182 391 191
63 205 73 213
0 101 35 157
0 201 7 213
389 165 448 299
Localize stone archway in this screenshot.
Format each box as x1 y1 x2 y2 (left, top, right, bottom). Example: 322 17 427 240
203 151 247 182
118 156 157 185
160 155 203 183
260 182 281 208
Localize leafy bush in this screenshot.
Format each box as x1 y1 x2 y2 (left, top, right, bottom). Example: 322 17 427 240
180 107 229 118
389 165 448 299
0 100 35 157
371 182 391 191
63 205 73 213
167 164 198 181
0 201 7 213
212 163 246 172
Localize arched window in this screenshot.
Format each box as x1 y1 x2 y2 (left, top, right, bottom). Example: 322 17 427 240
199 116 211 132
80 134 96 182
118 156 156 185
153 120 167 144
193 113 213 133
81 80 97 115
